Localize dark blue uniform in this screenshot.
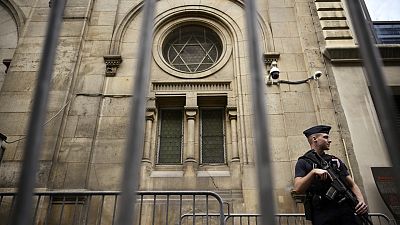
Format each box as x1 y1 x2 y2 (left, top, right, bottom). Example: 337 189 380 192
295 150 363 225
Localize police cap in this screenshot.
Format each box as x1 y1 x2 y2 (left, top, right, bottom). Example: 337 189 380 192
303 125 331 137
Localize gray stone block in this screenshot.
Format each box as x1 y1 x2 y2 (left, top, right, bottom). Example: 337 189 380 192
97 116 128 138
284 112 317 136
58 138 92 163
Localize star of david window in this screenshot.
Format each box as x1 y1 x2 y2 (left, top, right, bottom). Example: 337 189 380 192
162 25 223 73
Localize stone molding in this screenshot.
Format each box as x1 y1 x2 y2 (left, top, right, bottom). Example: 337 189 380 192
314 0 353 41
323 45 400 63
152 81 231 91
0 0 26 37
103 55 122 77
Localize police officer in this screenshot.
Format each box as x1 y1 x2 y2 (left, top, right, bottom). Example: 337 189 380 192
293 125 368 225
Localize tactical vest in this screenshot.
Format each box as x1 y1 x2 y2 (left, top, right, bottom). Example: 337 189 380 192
299 150 349 220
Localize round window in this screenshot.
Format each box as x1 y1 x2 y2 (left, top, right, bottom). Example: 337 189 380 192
162 25 223 73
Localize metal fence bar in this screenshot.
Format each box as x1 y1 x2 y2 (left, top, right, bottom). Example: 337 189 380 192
71 197 79 225
138 195 143 225
243 1 276 225
10 1 67 225
344 0 400 193
32 195 41 225
115 0 156 224
58 196 66 225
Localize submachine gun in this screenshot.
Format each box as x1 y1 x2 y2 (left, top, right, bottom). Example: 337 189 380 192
306 151 373 225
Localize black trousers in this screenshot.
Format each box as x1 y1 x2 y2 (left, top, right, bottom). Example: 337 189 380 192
312 204 363 225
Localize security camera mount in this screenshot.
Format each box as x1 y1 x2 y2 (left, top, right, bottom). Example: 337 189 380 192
266 61 280 85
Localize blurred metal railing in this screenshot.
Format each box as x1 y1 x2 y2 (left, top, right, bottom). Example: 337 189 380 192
0 191 225 225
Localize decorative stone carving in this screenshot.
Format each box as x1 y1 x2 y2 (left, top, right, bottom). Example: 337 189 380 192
146 108 156 121
103 55 122 77
228 107 238 120
263 53 280 65
152 81 231 92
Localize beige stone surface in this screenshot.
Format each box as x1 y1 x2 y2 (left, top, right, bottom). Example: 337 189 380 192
97 116 129 139
0 91 32 112
92 139 125 163
86 25 114 41
317 11 346 20
323 30 352 40
320 20 349 29
270 136 290 161
58 138 92 163
315 2 343 11
265 93 283 114
0 112 29 135
88 163 123 190
284 112 318 136
100 97 130 117
70 96 101 116
269 7 296 22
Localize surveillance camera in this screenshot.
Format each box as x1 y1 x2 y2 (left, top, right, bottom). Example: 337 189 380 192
313 71 323 80
269 67 280 80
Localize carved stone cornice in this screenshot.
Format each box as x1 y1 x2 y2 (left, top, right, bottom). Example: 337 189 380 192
152 81 231 91
103 55 123 77
323 45 400 64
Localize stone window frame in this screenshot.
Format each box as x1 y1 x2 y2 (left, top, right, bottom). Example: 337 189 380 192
154 95 229 166
152 18 232 79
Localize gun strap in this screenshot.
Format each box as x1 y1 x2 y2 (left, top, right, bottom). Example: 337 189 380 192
300 150 330 170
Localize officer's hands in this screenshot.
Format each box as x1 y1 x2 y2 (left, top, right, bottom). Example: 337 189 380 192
355 200 368 215
312 169 332 181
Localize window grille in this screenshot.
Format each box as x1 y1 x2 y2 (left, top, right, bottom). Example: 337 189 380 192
373 22 400 44
157 109 183 164
200 108 225 164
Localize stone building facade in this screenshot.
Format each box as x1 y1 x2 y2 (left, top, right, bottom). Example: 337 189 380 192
0 0 398 219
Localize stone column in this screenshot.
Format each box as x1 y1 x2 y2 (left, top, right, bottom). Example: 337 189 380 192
142 108 155 163
229 108 240 162
229 107 241 189
184 107 198 177
185 107 198 162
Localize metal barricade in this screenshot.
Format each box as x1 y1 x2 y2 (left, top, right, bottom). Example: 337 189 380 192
0 191 225 225
180 213 397 225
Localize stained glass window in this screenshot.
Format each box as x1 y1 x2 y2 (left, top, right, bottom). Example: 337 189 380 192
158 109 183 164
162 25 223 73
200 109 225 163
